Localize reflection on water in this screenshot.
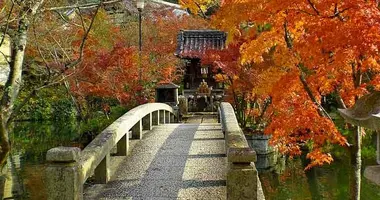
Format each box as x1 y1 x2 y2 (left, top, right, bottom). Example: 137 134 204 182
260 158 380 200
1 121 82 199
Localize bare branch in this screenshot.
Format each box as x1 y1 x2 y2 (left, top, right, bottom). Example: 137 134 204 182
0 51 10 64
65 5 100 69
307 0 320 15
53 10 82 27
282 19 333 121
335 88 347 109
42 0 123 12
32 24 52 80
298 72 333 121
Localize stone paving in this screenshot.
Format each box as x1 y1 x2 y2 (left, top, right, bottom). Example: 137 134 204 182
84 117 227 199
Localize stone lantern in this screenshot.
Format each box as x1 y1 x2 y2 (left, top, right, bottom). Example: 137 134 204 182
155 83 180 106
338 91 380 185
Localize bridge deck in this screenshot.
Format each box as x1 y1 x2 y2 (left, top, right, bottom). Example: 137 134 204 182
84 118 227 199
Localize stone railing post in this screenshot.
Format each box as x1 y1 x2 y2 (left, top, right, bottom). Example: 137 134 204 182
377 131 380 164
46 147 82 200
227 148 258 200
165 111 170 123
132 120 142 139
217 107 221 123
116 132 129 156
152 110 159 125
143 113 152 130
94 153 110 184
159 110 165 124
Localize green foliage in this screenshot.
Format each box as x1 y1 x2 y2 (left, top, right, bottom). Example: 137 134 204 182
361 130 378 165
78 105 128 140
20 97 53 121
51 99 77 120
15 86 77 121
10 120 80 163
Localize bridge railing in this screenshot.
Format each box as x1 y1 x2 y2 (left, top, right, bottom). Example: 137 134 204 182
45 103 176 200
219 102 265 200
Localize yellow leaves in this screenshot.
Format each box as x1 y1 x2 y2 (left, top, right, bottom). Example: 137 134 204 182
179 0 218 16
253 67 285 95
240 29 283 65
214 73 228 82
362 56 380 72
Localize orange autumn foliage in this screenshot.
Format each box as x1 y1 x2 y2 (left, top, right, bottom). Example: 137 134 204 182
69 9 209 106
184 0 380 168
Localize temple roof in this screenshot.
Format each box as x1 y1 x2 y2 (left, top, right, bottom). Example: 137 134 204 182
175 30 227 59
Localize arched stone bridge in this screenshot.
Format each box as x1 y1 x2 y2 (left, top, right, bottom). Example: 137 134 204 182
45 103 265 200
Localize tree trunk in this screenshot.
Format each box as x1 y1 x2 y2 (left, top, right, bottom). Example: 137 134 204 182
301 147 322 200
349 126 361 200
0 14 29 167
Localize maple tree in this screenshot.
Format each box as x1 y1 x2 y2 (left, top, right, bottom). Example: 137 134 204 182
202 38 272 129
183 0 380 199
68 8 209 114
0 0 122 168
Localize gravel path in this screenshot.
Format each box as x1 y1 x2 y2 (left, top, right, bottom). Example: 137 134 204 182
84 118 226 200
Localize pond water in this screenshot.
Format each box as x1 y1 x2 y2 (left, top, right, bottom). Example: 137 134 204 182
1 121 82 199
260 157 380 200
2 121 380 199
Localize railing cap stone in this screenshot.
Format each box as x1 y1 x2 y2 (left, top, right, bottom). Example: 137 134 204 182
228 147 257 163
46 147 81 163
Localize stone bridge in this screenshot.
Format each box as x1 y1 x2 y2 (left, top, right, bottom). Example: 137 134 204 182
45 102 265 200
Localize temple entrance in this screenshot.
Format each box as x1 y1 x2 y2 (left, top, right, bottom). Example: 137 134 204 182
175 30 227 112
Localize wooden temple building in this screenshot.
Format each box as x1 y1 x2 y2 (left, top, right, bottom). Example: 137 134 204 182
175 30 227 112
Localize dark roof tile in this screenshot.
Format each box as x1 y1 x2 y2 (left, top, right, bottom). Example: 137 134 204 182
175 30 227 59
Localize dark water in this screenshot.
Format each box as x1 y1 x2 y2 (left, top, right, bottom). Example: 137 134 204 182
2 121 82 199
260 158 380 200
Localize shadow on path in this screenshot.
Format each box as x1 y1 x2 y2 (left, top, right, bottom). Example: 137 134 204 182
85 123 227 199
